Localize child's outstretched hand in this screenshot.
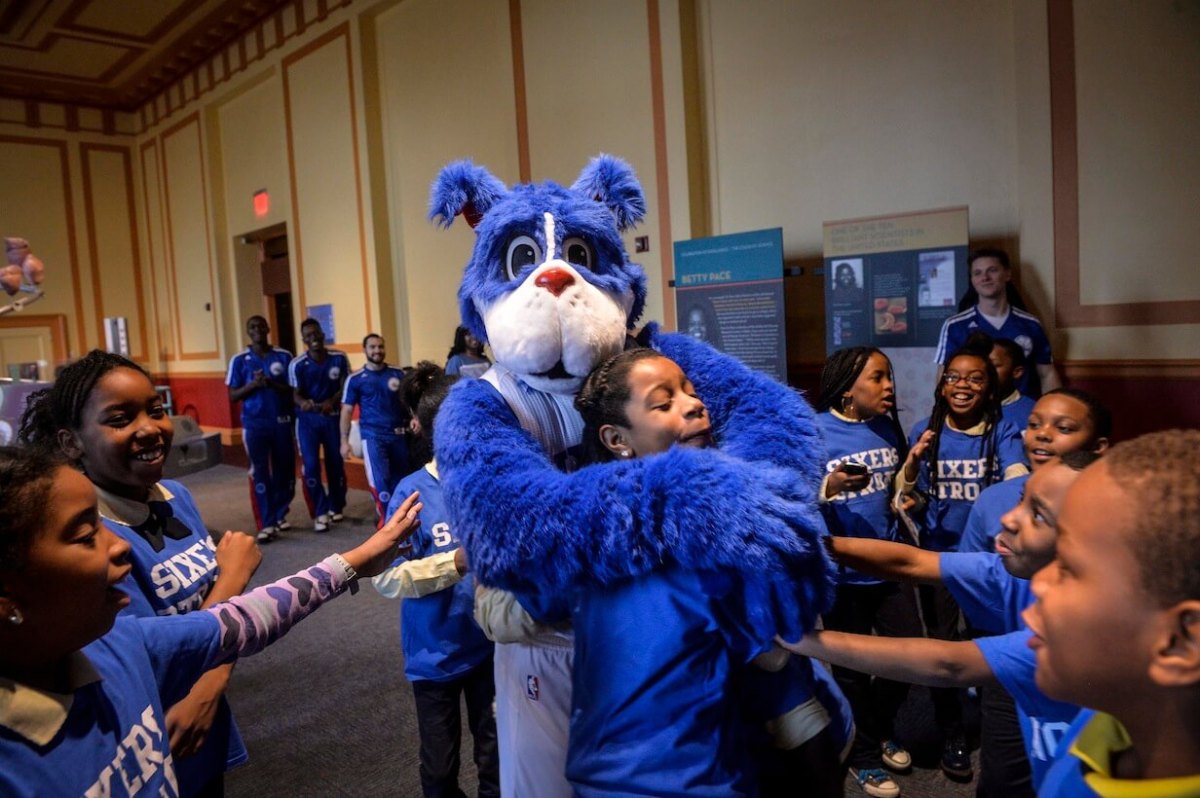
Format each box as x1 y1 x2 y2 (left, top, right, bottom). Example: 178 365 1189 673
901 429 935 484
340 491 422 578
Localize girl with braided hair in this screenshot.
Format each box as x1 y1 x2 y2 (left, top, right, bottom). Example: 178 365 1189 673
895 339 1027 780
814 347 924 797
18 350 263 797
0 444 420 797
564 347 850 797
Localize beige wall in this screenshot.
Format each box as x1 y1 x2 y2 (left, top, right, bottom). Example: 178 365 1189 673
0 0 1196 382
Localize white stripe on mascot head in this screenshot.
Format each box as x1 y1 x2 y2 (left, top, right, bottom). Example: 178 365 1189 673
429 155 648 394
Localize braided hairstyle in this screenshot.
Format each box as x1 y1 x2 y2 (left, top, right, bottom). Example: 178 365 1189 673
0 445 65 573
816 347 909 461
18 350 151 457
574 347 663 464
400 360 458 465
923 338 1004 496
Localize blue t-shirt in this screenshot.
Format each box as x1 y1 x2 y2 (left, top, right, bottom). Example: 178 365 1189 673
1001 392 1036 434
816 411 905 585
104 481 247 791
288 349 350 409
341 365 409 439
940 551 1031 635
0 613 222 798
975 630 1081 788
446 353 490 378
908 418 1026 552
567 567 805 797
934 307 1052 396
389 467 492 683
225 347 294 428
960 473 1029 554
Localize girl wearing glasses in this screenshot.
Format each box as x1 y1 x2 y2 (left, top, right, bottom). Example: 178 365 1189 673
894 340 1027 782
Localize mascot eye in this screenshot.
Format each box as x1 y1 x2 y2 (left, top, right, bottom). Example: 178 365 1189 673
561 237 594 270
505 235 542 280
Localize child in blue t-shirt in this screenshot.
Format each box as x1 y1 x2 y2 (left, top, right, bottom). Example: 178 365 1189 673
0 444 421 798
1026 431 1200 796
566 347 842 797
896 341 1028 779
784 451 1102 790
985 335 1036 434
813 347 925 796
371 363 499 798
18 349 267 797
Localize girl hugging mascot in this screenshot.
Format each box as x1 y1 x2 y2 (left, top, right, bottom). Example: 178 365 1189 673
429 156 844 797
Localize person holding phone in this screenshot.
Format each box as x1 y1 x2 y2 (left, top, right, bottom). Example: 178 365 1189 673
814 347 925 798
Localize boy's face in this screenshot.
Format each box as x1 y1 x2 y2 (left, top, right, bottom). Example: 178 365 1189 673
1024 462 1162 709
994 460 1077 579
988 344 1021 397
1023 393 1101 470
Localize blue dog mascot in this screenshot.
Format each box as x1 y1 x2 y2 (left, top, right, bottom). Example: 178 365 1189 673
429 155 835 794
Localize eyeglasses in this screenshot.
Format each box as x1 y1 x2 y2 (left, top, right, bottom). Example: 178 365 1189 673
942 372 986 389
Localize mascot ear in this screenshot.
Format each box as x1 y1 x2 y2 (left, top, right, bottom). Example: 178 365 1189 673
429 161 509 229
571 154 646 232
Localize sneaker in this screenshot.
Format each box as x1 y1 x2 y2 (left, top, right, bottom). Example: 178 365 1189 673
881 740 911 772
256 527 277 543
276 520 291 531
314 514 330 533
941 727 973 780
851 768 900 798
330 512 344 523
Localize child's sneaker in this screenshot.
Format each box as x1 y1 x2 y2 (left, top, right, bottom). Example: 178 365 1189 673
256 526 277 543
330 512 344 523
276 520 291 531
851 768 901 798
881 740 911 772
314 514 330 533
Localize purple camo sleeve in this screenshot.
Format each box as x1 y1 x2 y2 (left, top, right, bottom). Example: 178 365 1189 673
203 555 353 662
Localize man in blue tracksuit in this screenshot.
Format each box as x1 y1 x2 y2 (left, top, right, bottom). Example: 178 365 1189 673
288 317 349 532
340 333 410 521
226 315 295 541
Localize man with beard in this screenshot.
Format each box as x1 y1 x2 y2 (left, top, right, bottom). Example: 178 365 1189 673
341 333 411 522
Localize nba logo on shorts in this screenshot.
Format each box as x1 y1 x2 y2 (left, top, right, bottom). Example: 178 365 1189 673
525 674 540 701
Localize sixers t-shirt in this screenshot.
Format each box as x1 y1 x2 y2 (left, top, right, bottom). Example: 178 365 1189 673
907 418 1026 552
816 411 905 585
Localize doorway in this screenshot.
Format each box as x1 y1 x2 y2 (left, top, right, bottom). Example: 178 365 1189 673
235 223 294 354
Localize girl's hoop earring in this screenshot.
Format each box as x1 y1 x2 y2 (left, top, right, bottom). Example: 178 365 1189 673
841 395 856 419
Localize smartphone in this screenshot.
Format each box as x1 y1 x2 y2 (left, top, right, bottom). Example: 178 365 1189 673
839 461 869 476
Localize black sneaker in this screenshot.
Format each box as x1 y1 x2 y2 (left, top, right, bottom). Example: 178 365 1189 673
940 727 973 780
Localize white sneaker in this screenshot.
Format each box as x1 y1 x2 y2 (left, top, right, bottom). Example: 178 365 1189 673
851 768 901 798
330 512 344 523
881 740 912 771
314 514 330 533
276 520 291 531
256 527 277 543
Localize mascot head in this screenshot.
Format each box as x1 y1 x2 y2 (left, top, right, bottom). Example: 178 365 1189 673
430 155 648 395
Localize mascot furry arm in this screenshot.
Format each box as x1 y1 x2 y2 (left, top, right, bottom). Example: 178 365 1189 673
430 156 835 631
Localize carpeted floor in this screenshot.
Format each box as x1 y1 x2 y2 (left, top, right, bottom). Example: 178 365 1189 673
179 464 977 797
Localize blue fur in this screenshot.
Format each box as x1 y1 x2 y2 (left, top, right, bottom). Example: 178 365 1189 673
428 157 649 342
569 154 646 232
435 327 837 634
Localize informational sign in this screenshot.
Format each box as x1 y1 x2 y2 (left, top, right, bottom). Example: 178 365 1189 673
673 228 786 382
305 303 336 343
823 207 969 429
823 207 968 351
